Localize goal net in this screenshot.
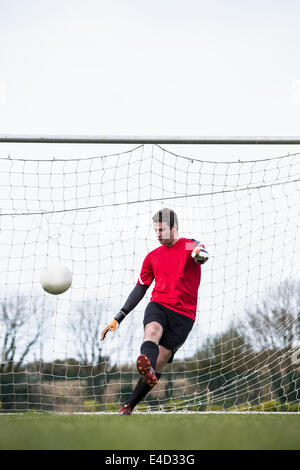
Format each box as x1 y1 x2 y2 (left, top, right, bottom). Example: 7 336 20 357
0 141 299 413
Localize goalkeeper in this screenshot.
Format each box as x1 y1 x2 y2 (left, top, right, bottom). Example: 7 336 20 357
101 208 209 415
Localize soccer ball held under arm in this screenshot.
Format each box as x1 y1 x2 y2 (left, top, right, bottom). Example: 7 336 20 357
191 245 209 264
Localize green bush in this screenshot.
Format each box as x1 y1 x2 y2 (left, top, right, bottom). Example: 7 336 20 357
260 400 281 412
238 403 251 411
226 406 239 412
105 402 119 412
250 404 263 411
164 399 186 411
83 400 102 412
136 403 148 412
250 400 281 412
207 404 223 411
279 403 290 412
285 402 300 412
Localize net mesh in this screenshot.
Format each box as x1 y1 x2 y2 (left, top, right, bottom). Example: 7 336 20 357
0 144 299 413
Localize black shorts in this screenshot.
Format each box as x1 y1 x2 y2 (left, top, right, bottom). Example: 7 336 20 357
143 301 194 363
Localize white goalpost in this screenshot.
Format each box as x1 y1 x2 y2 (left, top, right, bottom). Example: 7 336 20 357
0 135 299 413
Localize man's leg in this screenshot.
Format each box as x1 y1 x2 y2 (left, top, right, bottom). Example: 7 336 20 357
155 345 173 374
137 321 162 384
120 343 173 414
120 305 194 414
119 322 167 415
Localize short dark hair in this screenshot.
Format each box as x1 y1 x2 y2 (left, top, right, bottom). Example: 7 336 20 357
152 208 178 229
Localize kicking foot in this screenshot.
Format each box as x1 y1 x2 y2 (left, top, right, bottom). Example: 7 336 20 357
136 354 158 387
119 403 132 415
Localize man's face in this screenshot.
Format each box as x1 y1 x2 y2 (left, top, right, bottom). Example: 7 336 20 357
153 222 175 245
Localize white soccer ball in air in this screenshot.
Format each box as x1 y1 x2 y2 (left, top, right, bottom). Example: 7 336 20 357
40 264 72 295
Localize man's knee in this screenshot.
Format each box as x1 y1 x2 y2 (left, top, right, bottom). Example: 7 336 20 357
144 321 163 342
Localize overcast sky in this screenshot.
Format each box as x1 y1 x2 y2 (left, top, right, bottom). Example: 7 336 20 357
1 1 300 365
1 0 300 139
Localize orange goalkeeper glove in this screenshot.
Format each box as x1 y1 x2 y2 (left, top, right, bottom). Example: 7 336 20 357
101 319 118 341
101 311 127 341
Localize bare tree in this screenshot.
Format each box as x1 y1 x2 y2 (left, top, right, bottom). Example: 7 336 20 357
242 279 300 352
0 295 44 373
239 279 300 403
70 299 105 366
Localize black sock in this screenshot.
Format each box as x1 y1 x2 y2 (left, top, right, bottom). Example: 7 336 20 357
128 373 162 410
125 342 160 411
128 378 151 409
140 340 159 370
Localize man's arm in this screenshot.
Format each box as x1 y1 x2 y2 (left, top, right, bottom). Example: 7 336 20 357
101 284 149 340
101 253 154 341
118 284 149 319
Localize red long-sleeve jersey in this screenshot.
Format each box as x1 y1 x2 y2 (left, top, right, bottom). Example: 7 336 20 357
137 238 205 321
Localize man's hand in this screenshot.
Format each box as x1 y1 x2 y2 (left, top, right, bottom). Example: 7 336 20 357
101 319 118 341
191 245 209 264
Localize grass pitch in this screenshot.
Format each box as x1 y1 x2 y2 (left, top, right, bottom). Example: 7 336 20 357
0 413 299 450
